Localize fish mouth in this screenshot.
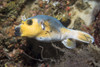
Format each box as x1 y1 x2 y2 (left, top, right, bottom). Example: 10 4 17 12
15 26 21 36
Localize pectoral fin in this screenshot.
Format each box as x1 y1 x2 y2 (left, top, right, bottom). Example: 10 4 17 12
62 39 76 49
40 20 45 30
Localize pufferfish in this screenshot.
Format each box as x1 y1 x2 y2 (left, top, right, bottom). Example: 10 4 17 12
15 15 94 49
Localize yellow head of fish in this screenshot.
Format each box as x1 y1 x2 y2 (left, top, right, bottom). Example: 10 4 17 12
15 18 46 38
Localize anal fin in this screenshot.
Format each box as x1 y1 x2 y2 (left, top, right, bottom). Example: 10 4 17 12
62 39 76 49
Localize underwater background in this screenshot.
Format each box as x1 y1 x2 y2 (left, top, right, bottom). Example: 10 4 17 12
0 0 100 67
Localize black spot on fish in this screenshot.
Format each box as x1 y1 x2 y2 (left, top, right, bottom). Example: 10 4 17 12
40 37 42 39
50 30 52 32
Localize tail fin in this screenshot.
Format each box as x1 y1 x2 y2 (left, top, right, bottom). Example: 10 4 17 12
67 29 94 43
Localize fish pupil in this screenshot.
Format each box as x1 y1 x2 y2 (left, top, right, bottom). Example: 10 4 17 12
27 20 33 25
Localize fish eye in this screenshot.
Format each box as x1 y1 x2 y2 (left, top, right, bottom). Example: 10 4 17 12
27 20 33 25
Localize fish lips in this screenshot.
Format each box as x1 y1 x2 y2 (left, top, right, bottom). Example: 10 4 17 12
15 26 21 36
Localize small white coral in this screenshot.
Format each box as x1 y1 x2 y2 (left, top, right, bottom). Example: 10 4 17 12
21 15 26 20
42 0 50 4
52 1 59 7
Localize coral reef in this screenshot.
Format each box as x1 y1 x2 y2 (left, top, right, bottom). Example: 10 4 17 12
0 0 100 67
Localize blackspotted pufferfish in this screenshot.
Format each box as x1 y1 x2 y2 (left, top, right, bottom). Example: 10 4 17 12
15 15 94 49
